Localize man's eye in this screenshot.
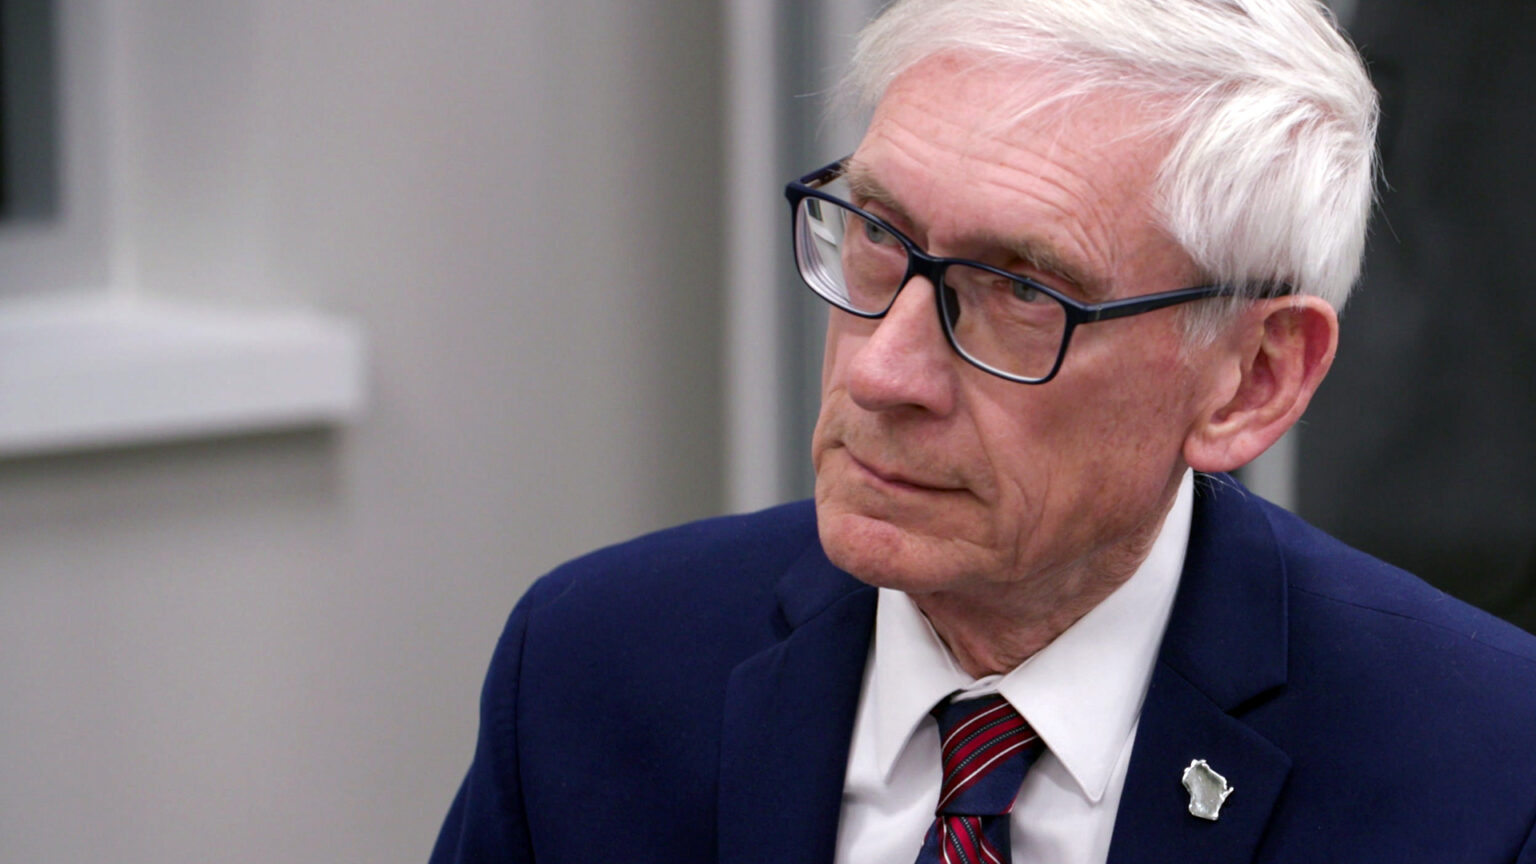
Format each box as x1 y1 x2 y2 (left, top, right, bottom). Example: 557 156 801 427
862 219 896 246
1012 280 1043 303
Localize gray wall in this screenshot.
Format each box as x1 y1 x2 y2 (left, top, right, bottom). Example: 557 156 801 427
0 1 724 861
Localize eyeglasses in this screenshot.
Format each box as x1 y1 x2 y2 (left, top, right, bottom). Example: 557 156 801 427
785 158 1274 384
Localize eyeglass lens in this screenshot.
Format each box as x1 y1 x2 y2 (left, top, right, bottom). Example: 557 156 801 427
794 194 1067 381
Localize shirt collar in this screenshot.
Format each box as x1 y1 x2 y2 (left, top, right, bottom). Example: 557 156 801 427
864 470 1194 802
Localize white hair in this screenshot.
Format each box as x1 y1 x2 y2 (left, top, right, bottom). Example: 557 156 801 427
837 0 1379 338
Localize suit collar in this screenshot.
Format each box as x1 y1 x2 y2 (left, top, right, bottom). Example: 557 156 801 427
717 539 876 864
1108 474 1292 864
774 536 870 630
1157 474 1289 710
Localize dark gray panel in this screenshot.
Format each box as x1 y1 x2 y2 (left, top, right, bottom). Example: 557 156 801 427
1299 0 1536 631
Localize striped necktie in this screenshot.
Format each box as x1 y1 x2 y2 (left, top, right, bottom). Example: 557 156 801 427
914 694 1043 864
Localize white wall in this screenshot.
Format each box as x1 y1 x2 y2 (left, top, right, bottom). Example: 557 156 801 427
0 1 725 861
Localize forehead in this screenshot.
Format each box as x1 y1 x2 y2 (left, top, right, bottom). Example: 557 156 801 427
849 54 1186 295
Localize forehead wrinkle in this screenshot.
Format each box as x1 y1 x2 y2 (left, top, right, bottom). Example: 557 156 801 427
882 57 1174 300
978 119 1151 297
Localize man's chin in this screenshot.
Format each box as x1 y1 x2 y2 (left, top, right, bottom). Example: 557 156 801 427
815 505 961 592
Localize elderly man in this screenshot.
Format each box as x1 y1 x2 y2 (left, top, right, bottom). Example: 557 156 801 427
432 1 1536 862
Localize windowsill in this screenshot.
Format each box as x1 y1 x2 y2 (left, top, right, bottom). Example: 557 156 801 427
0 294 366 457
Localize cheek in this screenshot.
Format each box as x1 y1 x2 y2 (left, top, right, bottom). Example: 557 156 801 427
813 324 855 466
959 393 1057 525
1059 352 1201 505
969 344 1191 512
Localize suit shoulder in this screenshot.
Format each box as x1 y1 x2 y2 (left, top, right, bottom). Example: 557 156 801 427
520 499 820 617
1257 497 1536 674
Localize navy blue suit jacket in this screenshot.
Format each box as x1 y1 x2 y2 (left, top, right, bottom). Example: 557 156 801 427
432 476 1536 862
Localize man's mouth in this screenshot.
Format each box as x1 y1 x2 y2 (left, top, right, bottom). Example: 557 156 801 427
845 448 958 494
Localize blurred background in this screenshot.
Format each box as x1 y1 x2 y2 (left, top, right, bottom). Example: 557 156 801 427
0 1 1527 862
1295 0 1536 635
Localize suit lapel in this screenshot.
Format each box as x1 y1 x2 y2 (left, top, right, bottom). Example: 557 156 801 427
1107 664 1292 864
717 543 876 864
1108 476 1293 864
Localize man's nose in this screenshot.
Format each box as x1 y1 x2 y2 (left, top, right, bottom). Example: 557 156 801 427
842 275 959 416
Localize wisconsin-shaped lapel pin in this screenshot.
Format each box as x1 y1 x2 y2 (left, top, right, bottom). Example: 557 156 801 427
1181 759 1234 821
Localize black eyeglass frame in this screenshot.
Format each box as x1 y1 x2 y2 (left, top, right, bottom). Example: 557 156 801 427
785 157 1286 384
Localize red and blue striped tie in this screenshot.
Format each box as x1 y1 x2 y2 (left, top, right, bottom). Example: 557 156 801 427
914 694 1043 864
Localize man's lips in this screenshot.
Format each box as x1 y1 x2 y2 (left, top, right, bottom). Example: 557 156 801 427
844 448 960 493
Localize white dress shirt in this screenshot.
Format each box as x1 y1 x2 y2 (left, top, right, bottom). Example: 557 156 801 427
833 470 1194 864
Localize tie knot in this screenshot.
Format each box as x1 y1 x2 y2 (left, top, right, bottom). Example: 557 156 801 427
932 694 1041 816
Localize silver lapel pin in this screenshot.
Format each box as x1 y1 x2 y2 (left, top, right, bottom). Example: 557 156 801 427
1181 759 1234 821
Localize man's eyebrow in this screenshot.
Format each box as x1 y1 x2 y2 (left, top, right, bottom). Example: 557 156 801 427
842 160 1105 300
843 161 912 223
988 232 1107 300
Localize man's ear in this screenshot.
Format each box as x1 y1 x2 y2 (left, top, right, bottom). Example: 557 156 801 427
1183 296 1338 473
